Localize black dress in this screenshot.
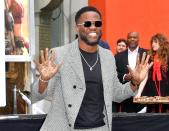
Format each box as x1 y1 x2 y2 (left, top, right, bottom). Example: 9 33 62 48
142 63 169 112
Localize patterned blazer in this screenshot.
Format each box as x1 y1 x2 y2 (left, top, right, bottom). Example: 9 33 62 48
32 40 135 131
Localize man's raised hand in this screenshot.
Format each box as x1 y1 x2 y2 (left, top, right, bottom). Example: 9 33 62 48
34 48 62 82
127 52 153 86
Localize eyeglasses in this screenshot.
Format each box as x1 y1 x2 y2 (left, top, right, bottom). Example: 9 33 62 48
77 21 102 27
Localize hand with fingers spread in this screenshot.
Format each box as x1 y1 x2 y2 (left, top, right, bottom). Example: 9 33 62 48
127 52 153 89
34 48 62 93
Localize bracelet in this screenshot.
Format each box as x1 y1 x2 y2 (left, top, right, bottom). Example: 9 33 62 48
39 76 49 83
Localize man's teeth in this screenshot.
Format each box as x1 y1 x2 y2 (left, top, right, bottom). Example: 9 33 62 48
89 33 97 37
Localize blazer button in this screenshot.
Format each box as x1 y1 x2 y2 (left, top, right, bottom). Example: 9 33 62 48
73 85 76 89
68 124 71 127
68 104 72 107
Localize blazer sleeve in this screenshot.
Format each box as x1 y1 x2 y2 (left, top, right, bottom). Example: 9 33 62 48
31 47 65 103
109 53 135 102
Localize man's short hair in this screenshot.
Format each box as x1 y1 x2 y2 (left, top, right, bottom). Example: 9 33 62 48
116 38 128 46
75 6 102 24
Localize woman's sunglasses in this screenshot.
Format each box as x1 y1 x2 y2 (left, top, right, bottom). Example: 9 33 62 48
77 21 102 28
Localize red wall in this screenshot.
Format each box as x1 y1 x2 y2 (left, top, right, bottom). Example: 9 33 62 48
89 0 169 53
88 0 106 40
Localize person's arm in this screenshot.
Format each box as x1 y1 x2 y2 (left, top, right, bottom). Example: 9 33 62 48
112 52 152 103
134 73 148 98
38 78 49 94
34 48 61 94
128 52 153 92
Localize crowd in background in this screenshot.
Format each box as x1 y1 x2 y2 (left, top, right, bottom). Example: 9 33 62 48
109 32 169 113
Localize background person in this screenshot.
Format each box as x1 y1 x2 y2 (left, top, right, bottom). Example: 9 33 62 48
139 33 169 113
115 32 147 112
116 38 128 54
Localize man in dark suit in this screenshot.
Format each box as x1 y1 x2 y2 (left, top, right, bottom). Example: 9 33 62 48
115 32 147 112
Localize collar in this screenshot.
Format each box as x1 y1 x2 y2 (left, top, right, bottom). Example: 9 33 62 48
128 46 139 54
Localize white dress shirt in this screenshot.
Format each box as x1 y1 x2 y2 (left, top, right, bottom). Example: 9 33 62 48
128 47 147 113
123 47 139 82
128 47 139 70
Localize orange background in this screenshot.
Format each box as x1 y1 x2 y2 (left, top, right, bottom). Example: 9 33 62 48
89 0 169 54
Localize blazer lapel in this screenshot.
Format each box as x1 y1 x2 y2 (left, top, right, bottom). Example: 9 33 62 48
67 40 85 89
98 47 110 96
124 50 129 65
98 47 113 127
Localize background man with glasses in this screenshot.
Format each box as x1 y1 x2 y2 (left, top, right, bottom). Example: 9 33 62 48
32 6 152 131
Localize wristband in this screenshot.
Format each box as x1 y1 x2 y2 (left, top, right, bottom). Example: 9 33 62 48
39 76 49 83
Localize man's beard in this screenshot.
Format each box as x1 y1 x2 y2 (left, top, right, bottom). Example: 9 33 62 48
129 43 138 49
79 33 102 46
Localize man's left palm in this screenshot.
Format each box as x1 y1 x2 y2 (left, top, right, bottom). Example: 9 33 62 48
128 52 153 84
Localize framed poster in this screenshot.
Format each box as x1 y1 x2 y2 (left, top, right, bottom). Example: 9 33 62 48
1 0 35 107
5 0 35 61
0 0 6 107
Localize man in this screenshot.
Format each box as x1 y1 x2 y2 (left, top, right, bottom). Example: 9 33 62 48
115 32 147 112
32 7 152 131
113 38 128 112
116 38 128 54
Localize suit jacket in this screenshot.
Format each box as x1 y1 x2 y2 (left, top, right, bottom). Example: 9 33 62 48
114 48 147 112
32 40 135 131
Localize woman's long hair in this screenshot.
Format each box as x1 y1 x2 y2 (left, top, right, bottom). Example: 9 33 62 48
149 33 169 65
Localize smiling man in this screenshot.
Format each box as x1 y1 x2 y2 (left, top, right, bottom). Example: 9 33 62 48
32 7 153 131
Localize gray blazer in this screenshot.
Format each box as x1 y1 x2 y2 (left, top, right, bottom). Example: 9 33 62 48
32 40 135 131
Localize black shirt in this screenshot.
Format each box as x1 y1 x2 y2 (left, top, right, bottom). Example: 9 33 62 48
74 49 105 129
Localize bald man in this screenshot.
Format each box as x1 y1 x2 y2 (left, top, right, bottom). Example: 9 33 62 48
115 32 147 112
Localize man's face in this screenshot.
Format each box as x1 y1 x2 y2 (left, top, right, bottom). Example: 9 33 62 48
76 11 102 46
127 32 139 49
116 42 127 53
